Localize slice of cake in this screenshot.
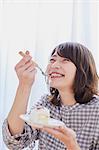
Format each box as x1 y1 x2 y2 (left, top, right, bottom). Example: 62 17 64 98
29 106 50 125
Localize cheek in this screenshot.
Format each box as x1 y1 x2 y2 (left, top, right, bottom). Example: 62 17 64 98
70 67 76 75
66 65 76 80
45 64 51 74
69 68 76 80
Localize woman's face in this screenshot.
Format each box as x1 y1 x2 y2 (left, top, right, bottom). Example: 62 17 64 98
46 51 77 91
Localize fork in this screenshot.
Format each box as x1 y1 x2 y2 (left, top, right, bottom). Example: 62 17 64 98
19 51 47 77
36 65 47 76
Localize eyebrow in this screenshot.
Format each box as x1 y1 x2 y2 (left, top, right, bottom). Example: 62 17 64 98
51 54 57 57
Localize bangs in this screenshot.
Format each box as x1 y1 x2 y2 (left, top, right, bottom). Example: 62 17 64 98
51 43 78 67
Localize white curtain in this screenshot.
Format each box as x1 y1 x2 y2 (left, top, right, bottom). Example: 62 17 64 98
0 0 99 149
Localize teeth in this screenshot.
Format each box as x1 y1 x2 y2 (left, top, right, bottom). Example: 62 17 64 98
50 73 64 77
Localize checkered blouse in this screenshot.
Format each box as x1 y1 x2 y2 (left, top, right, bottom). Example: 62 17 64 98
2 95 99 150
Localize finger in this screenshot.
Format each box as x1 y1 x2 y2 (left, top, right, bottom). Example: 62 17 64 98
15 56 32 70
19 51 32 62
26 66 37 73
54 126 69 135
42 127 60 135
25 61 34 70
17 61 35 72
18 51 38 70
41 127 65 142
19 51 31 58
19 51 26 57
25 50 30 55
55 126 76 138
19 51 38 65
15 59 25 70
53 126 67 134
32 124 43 129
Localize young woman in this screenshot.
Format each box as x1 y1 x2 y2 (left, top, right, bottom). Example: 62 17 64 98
2 42 99 150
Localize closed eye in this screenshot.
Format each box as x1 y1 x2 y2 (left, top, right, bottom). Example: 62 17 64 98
49 58 56 63
63 58 71 62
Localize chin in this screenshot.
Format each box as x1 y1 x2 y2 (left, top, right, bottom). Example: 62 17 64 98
49 82 63 89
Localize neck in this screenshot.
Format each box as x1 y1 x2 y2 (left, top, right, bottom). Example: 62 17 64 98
59 89 76 106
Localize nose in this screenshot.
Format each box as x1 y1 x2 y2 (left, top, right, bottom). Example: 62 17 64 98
51 61 61 69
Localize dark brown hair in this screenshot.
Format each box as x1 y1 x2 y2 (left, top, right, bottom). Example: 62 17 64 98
49 42 99 105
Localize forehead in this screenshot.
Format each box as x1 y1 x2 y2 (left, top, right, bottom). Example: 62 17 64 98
51 51 64 59
51 53 61 59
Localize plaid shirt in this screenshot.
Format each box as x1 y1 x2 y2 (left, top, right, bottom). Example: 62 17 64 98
2 95 99 150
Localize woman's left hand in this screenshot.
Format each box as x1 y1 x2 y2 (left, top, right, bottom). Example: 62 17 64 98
40 125 80 150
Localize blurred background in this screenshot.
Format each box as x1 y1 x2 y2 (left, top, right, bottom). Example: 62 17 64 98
0 0 99 149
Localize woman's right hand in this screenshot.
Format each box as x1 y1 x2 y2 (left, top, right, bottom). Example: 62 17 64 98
15 51 37 87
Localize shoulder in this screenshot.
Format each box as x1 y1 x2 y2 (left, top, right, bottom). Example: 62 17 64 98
81 95 99 114
77 95 99 114
88 95 99 108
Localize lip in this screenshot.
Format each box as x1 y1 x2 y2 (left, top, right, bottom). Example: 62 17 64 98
49 72 65 78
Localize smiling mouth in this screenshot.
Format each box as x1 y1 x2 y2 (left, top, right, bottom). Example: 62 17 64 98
49 72 65 78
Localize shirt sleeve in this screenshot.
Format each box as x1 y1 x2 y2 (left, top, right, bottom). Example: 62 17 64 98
2 119 39 150
2 94 49 149
93 111 99 150
94 139 99 150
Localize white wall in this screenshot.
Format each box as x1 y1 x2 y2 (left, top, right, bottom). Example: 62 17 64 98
0 0 99 149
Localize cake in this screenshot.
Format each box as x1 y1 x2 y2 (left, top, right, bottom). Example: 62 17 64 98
29 106 50 125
